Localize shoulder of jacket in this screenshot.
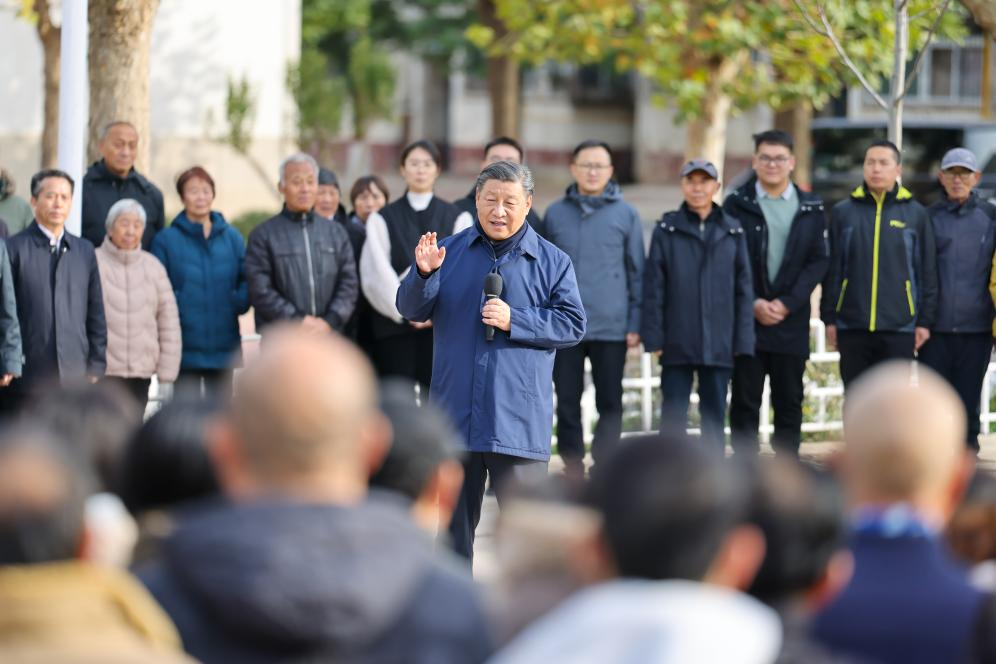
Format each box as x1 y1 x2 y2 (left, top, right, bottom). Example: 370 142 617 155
250 213 284 236
142 251 170 277
223 224 245 244
797 190 826 212
722 214 747 235
656 211 680 231
978 199 996 221
67 232 95 250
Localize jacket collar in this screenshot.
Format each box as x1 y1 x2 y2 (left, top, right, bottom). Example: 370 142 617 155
172 210 228 238
851 182 914 204
88 159 153 193
731 175 824 212
677 202 730 229
26 221 72 251
98 237 142 264
941 188 979 214
565 180 622 214
280 205 314 225
469 219 540 259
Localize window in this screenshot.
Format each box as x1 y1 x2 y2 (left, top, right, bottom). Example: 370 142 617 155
914 38 984 104
862 39 984 106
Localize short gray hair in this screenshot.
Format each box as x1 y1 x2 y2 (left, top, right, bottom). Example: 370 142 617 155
104 198 147 232
279 152 320 185
474 160 535 197
99 121 137 142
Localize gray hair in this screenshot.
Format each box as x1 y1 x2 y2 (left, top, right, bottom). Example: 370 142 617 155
474 160 535 197
99 121 137 142
279 152 320 185
104 198 147 232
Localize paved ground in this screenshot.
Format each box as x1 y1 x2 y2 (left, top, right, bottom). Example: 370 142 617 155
470 434 996 582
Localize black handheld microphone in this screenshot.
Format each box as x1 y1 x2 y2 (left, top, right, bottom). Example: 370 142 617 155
484 272 503 341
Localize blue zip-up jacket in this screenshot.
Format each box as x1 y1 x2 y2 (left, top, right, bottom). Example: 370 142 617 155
641 204 755 368
541 181 644 340
151 212 249 369
927 190 996 333
396 223 586 461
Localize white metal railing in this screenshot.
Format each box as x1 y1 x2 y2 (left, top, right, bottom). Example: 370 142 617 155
149 325 996 442
577 319 996 443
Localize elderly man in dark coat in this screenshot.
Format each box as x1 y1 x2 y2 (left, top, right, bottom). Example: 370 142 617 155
244 153 358 335
4 169 105 411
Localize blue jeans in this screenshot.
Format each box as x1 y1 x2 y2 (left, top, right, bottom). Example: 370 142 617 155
660 365 732 453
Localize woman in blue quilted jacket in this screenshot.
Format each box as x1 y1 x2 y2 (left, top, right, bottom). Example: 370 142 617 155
151 166 249 399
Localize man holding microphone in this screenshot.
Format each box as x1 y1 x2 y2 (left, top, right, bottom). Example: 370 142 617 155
397 161 586 561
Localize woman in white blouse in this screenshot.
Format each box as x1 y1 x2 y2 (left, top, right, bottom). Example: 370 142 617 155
359 140 472 393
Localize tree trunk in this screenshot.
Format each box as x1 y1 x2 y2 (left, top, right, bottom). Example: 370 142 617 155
684 53 747 180
479 0 521 138
87 0 160 172
35 0 60 168
889 0 909 152
961 0 996 37
775 101 814 190
345 141 373 181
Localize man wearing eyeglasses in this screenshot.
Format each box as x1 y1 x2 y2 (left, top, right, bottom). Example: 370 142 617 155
917 148 996 452
723 130 829 457
542 140 645 478
454 136 543 230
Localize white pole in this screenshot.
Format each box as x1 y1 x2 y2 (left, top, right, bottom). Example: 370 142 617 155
57 0 88 237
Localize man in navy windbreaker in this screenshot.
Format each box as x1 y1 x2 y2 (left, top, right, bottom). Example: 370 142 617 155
397 160 586 561
641 160 754 453
919 148 996 451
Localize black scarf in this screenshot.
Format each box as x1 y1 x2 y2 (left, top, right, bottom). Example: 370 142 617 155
475 217 528 258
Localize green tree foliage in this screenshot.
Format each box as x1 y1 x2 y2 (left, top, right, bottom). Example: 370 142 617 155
294 0 395 143
294 0 480 146
469 1 965 163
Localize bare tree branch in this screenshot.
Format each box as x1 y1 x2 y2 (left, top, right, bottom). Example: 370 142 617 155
900 0 953 100
792 0 826 35
794 0 888 108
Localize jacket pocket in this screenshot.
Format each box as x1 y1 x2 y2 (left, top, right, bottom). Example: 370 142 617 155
905 279 915 316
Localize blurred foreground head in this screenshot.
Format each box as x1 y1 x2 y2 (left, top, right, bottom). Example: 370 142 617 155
586 434 763 589
746 458 851 612
211 325 390 502
370 379 464 531
842 361 971 520
118 396 222 516
28 380 141 492
0 425 92 565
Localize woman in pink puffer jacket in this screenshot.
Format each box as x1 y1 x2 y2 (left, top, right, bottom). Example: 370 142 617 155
96 199 181 410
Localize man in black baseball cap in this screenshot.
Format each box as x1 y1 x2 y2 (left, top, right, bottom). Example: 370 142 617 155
641 159 755 453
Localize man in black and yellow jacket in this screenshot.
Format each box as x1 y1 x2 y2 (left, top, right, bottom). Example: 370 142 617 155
820 140 938 388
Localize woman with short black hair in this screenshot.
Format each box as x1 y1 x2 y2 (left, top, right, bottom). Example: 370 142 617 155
359 140 471 392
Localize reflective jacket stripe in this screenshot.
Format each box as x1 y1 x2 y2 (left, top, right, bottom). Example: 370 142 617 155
870 192 885 332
